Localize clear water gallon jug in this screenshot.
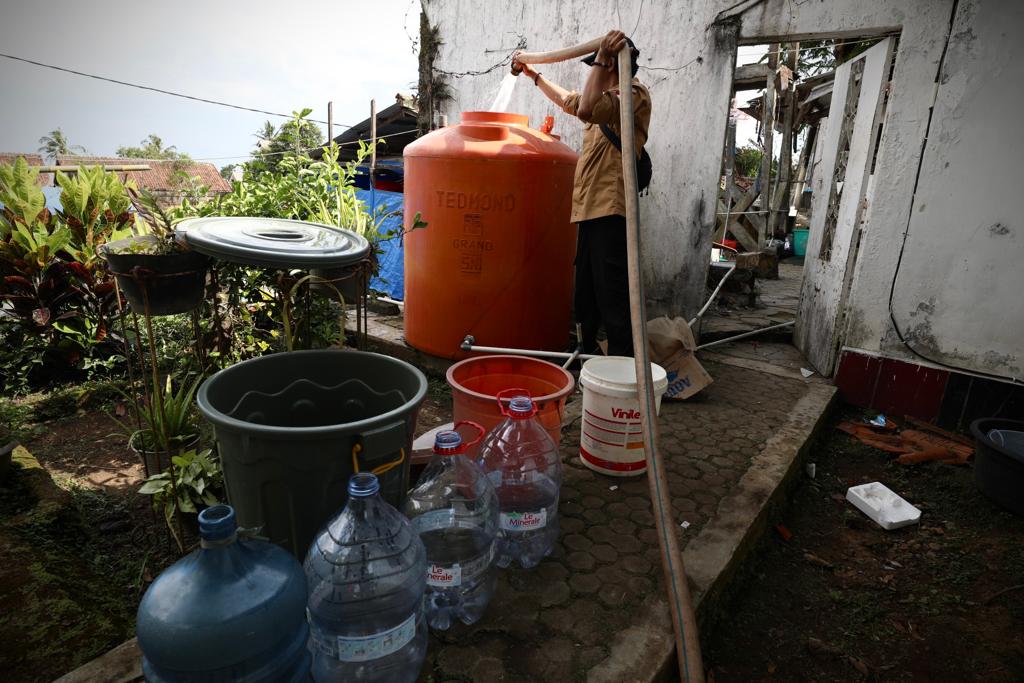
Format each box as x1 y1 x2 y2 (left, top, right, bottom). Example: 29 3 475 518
477 394 562 569
404 422 499 629
304 472 427 683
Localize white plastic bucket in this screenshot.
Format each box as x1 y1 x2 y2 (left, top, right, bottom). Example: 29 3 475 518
578 356 668 477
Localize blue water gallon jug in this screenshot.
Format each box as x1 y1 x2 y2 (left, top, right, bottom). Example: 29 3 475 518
136 505 311 682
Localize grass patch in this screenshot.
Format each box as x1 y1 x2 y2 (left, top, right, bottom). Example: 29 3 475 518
0 465 176 682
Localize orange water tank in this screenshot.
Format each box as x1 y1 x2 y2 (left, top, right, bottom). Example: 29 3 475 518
403 111 579 359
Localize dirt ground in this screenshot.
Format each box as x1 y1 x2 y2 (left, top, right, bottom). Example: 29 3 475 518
1 373 455 683
27 410 147 490
706 408 1024 682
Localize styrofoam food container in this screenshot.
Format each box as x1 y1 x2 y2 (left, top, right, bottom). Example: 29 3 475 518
846 482 921 530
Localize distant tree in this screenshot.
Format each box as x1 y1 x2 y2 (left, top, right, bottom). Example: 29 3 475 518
38 128 86 161
795 38 881 80
733 145 779 180
734 145 763 178
250 110 322 174
117 134 189 160
255 121 277 147
220 164 237 181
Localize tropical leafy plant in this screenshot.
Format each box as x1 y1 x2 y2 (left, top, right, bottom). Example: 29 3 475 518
0 158 128 390
115 374 202 453
139 448 223 551
55 165 135 265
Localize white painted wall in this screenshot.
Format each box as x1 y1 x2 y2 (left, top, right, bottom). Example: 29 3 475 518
844 0 1023 379
423 0 1021 381
422 0 736 319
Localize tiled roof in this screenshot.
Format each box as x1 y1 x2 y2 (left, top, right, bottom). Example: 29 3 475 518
55 156 232 196
0 153 54 186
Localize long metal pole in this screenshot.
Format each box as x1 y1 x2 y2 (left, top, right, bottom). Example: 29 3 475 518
460 339 601 362
618 47 704 683
696 320 795 350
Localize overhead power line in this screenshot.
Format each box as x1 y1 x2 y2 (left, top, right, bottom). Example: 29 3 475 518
190 128 420 162
0 52 351 128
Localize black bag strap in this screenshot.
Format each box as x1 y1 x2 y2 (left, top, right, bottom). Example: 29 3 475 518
599 123 623 152
600 123 650 195
600 123 649 162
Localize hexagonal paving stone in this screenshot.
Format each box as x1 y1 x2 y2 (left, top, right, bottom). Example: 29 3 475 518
569 572 601 594
562 533 593 552
565 551 595 572
421 359 815 680
589 544 618 564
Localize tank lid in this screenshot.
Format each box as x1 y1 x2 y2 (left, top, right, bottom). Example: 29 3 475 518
461 111 529 126
176 217 371 269
198 504 237 541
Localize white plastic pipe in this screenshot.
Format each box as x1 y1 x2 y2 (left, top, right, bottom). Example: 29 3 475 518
514 37 604 65
689 263 737 328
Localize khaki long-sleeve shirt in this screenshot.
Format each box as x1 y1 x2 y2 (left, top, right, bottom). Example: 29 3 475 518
561 79 652 223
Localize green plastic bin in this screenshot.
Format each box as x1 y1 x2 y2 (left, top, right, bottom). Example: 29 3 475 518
197 349 427 557
792 228 809 257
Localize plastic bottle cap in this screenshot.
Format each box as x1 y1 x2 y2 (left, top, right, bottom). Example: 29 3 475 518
508 396 535 418
434 430 463 454
349 472 380 497
198 504 237 541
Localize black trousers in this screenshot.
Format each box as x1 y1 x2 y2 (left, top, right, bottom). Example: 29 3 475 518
574 215 634 357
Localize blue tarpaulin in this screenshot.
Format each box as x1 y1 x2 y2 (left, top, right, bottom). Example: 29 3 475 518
360 188 405 300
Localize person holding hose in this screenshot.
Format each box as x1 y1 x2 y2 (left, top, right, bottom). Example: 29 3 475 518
512 30 651 358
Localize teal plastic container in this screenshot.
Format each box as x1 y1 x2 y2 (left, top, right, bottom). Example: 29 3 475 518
136 505 310 682
792 229 809 257
197 349 427 557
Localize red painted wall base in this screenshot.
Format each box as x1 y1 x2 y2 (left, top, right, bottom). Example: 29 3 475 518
834 350 1023 431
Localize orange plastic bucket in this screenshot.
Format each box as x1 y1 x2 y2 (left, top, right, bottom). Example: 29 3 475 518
446 355 575 456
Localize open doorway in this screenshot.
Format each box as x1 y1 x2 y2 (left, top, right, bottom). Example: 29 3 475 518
699 35 896 377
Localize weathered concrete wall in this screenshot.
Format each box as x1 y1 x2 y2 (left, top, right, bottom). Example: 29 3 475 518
421 0 736 319
844 0 1023 379
423 0 1021 381
422 0 954 323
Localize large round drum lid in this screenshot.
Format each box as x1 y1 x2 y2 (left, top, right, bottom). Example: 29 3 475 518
176 217 371 269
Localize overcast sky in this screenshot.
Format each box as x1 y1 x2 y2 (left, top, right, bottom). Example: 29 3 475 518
0 0 420 165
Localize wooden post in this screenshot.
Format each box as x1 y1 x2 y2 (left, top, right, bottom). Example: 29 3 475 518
758 43 778 247
717 113 737 243
370 99 377 178
793 123 818 210
327 101 333 144
770 43 799 236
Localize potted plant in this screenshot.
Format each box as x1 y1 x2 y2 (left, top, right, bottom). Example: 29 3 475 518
101 188 209 316
115 374 202 477
139 447 223 551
